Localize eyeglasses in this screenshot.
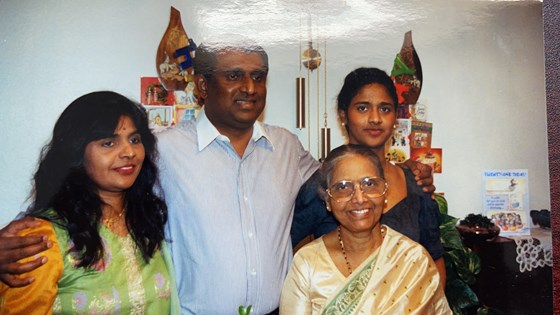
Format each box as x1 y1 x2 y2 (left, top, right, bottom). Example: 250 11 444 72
326 176 388 203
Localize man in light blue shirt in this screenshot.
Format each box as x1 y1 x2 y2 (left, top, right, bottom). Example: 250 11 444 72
156 41 319 314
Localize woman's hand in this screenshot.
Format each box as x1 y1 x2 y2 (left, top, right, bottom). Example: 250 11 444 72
0 217 51 287
399 160 435 195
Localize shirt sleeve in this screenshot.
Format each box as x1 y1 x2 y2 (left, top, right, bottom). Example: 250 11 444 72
296 136 321 184
0 219 63 315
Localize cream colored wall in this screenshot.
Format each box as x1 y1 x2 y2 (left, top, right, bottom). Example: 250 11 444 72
0 0 548 226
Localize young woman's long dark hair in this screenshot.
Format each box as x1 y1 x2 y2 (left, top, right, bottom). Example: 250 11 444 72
27 91 167 268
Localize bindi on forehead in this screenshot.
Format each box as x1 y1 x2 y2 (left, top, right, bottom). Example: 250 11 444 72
115 116 137 133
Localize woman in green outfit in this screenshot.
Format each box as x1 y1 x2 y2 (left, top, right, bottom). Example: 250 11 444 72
0 91 179 314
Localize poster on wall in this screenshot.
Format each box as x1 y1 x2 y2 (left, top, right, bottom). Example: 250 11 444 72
482 169 530 236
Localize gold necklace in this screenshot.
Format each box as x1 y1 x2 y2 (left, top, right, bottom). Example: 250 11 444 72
337 226 353 274
337 225 386 275
103 206 126 228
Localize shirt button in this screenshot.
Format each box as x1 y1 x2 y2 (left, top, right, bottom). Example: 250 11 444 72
251 269 257 276
248 232 253 238
244 196 248 201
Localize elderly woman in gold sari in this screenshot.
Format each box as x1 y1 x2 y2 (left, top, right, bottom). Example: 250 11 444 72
280 144 450 315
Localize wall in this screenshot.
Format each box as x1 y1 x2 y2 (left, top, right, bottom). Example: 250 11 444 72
0 0 548 226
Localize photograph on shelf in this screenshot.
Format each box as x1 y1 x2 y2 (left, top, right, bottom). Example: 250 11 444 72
482 169 530 236
410 147 442 173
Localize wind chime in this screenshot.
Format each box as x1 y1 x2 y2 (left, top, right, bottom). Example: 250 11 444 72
321 39 330 161
296 15 330 161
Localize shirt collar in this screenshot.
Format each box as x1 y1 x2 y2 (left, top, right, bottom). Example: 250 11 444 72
196 107 273 152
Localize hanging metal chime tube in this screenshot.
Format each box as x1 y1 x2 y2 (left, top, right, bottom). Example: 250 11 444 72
320 37 330 162
296 77 306 129
320 127 331 161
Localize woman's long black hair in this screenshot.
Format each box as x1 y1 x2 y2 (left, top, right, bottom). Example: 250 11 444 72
27 91 167 268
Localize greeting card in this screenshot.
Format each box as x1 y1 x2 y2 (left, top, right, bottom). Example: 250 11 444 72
410 147 442 173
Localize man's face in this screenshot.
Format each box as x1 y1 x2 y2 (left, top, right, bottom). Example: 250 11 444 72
201 50 268 133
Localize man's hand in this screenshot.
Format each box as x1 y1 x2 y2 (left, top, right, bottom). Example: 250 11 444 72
399 159 436 195
0 217 51 287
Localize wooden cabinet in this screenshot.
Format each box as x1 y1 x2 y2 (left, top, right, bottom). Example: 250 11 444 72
469 235 552 314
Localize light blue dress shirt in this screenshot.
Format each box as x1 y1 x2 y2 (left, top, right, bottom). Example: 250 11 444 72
156 109 320 314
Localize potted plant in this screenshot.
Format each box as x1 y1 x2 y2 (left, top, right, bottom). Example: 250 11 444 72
436 195 481 314
437 196 505 314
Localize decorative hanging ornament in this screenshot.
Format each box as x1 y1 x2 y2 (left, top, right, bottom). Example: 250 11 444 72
302 41 322 71
391 31 423 118
156 7 197 91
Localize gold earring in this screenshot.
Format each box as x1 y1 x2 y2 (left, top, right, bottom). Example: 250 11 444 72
341 122 345 127
384 199 388 204
393 124 397 129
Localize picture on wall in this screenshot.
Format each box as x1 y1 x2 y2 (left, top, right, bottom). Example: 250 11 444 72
385 118 411 163
175 105 199 124
410 147 442 173
144 105 173 131
173 82 201 124
483 169 530 236
410 121 432 148
141 77 175 105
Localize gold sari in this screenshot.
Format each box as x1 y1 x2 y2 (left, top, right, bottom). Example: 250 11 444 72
280 226 451 315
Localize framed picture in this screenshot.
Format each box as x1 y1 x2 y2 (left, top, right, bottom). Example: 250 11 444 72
144 105 173 131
